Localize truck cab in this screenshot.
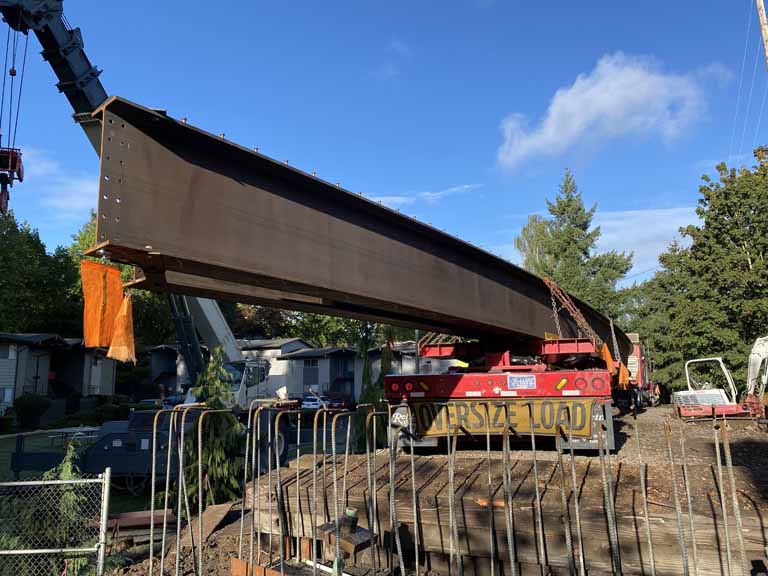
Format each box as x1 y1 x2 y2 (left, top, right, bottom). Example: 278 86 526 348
223 359 271 410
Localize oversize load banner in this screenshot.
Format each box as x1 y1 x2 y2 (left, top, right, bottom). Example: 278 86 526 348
410 398 599 438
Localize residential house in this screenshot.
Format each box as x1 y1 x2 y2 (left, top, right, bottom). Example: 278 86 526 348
278 347 359 399
278 342 461 401
0 333 116 413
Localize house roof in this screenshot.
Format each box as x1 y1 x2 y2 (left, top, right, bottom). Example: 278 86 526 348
237 338 309 351
0 332 71 347
278 346 357 360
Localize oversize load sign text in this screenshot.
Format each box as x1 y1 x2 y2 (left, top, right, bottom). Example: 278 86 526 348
411 398 597 438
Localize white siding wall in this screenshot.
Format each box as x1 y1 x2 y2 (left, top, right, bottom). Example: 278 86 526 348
284 360 303 398
0 344 16 412
319 359 331 393
82 353 117 396
20 350 50 396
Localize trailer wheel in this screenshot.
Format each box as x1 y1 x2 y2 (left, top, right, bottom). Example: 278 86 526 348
256 415 289 473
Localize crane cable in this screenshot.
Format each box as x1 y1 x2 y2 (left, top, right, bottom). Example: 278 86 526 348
0 25 10 150
729 0 755 165
11 32 29 151
0 14 29 153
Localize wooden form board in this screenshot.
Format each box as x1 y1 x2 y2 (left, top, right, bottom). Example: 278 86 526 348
244 453 768 576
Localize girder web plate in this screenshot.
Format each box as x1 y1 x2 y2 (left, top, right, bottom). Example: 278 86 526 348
90 96 632 359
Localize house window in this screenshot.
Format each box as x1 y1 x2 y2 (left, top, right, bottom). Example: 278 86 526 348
0 345 8 360
1 388 12 404
303 359 319 390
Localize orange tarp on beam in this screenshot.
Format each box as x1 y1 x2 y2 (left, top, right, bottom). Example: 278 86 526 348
81 261 123 348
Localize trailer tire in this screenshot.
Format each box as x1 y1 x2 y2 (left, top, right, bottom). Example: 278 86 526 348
256 414 289 473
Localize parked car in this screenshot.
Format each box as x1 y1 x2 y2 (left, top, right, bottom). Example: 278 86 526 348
327 396 351 410
300 395 331 410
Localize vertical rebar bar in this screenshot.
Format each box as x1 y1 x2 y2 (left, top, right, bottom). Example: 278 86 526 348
365 410 386 572
501 404 518 576
388 422 407 576
721 416 748 576
149 409 171 575
598 419 622 575
566 410 586 576
447 412 463 576
295 411 302 561
311 406 331 576
268 406 274 567
678 420 700 576
331 412 354 568
159 410 176 576
483 403 497 576
198 409 229 576
527 402 547 572
664 419 690 576
555 424 575 576
406 404 421 576
255 406 264 570
713 419 733 576
274 410 294 576
341 415 352 511
239 400 256 559
633 418 656 576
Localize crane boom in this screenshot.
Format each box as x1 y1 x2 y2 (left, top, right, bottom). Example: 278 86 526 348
0 0 107 152
0 0 243 389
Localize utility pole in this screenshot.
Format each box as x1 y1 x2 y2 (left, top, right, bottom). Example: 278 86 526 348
756 0 768 69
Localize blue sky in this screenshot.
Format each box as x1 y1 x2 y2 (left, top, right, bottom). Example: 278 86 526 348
8 1 765 282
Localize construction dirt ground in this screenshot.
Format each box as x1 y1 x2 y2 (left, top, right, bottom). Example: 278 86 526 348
106 405 768 576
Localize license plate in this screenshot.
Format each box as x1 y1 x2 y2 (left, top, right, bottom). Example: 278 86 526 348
507 374 536 389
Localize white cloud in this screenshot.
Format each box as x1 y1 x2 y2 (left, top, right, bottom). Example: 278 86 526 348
371 183 482 208
370 195 415 207
491 206 697 282
388 38 412 59
595 206 696 280
371 38 412 80
21 147 98 225
497 53 710 169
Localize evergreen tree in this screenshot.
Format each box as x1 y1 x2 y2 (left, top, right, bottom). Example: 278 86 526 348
181 347 244 508
0 211 80 334
515 169 633 319
628 150 768 390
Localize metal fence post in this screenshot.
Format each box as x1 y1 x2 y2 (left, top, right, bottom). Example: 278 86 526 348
96 467 111 576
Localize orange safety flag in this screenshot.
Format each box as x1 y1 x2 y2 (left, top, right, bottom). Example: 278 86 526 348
618 362 631 389
600 343 616 374
81 261 123 348
108 294 136 363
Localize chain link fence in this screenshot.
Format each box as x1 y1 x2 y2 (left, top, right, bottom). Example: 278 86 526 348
0 469 110 576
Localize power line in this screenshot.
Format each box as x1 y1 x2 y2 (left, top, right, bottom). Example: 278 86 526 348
624 266 661 282
729 0 755 164
738 40 762 160
751 77 768 150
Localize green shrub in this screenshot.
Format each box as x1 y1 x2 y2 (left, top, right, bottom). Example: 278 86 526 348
0 416 12 434
99 403 121 422
14 394 50 429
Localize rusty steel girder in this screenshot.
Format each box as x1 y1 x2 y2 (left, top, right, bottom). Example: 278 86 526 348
89 97 632 360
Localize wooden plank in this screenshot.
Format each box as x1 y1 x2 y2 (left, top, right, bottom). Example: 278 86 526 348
179 502 233 548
